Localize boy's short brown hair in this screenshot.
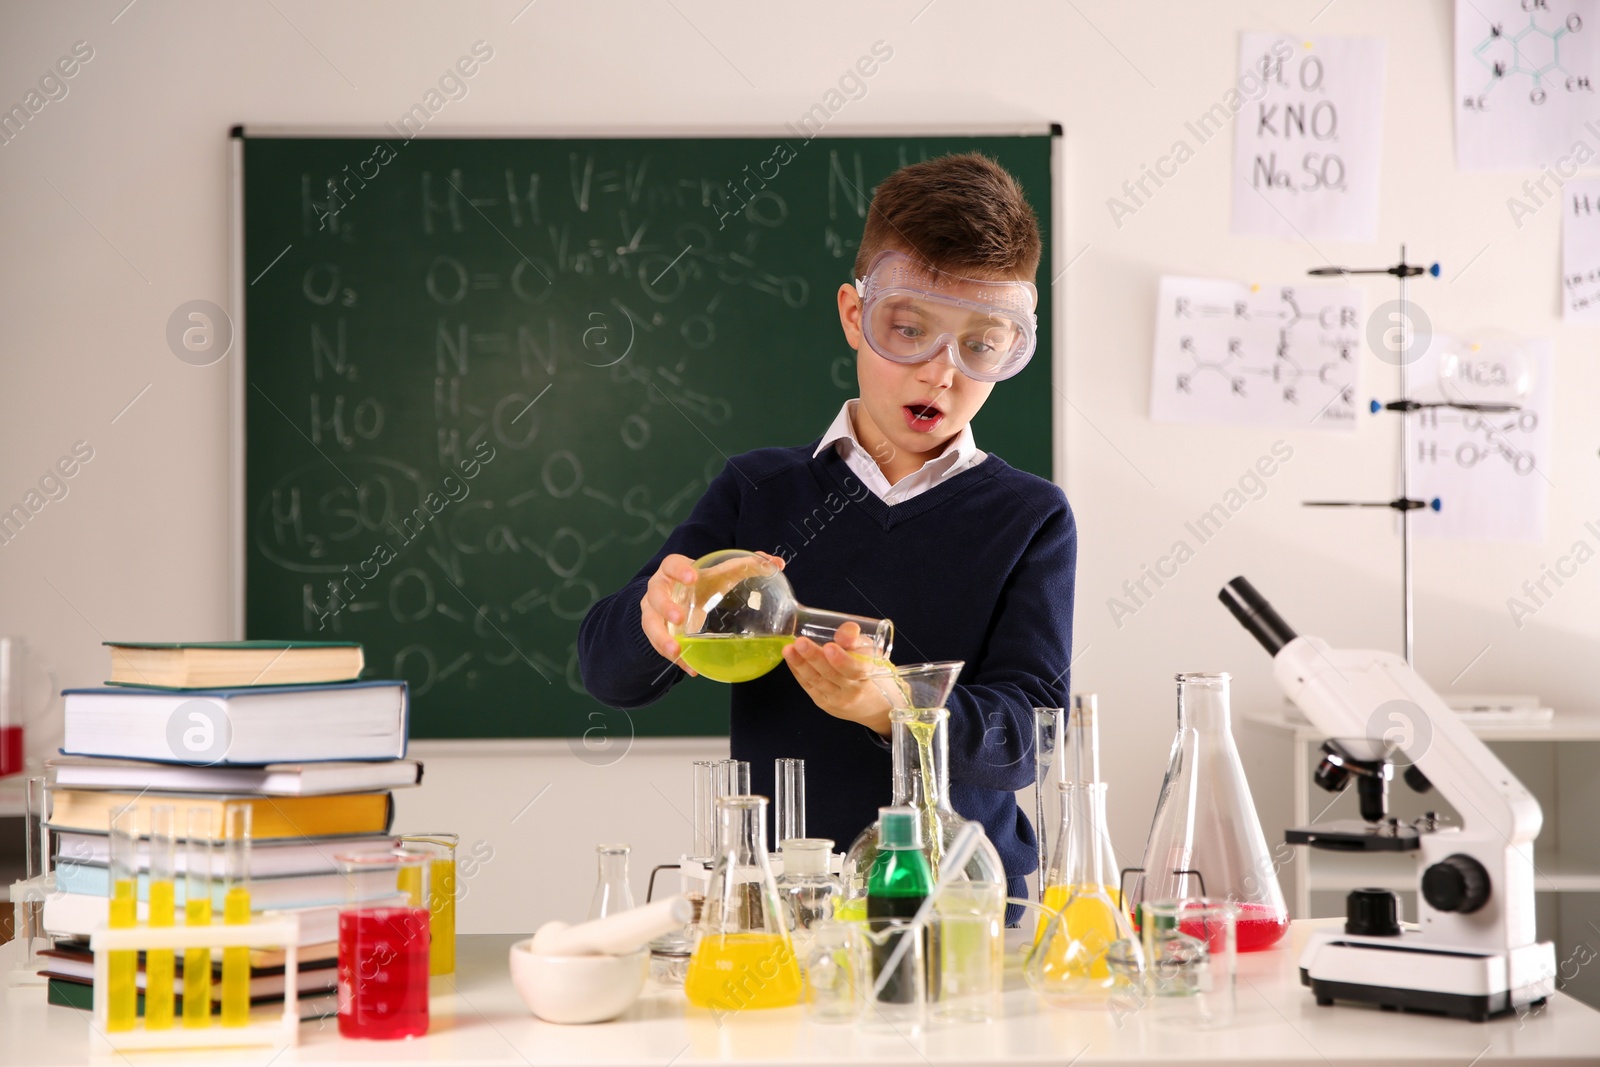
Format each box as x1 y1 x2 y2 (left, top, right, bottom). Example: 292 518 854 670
854 152 1042 281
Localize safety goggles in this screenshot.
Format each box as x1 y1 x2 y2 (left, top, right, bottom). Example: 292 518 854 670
854 250 1038 382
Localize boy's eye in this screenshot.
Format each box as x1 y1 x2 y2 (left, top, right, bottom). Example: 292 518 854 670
891 322 925 340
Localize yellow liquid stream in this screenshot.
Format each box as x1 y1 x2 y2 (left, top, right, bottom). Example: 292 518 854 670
1034 884 1123 982
182 896 212 1028
107 879 138 1032
145 880 177 1030
221 887 251 1027
684 933 803 1011
904 717 944 876
397 856 456 975
676 635 795 683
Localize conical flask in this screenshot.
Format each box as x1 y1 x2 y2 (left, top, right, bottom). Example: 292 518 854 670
1131 673 1287 952
685 795 803 1011
839 662 1005 911
1028 782 1143 1004
668 549 894 683
586 844 634 921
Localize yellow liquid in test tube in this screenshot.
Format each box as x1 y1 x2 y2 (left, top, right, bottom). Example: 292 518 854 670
182 896 212 1027
145 880 176 1030
221 886 251 1026
1034 884 1123 981
107 879 138 1032
684 934 803 1010
397 856 456 975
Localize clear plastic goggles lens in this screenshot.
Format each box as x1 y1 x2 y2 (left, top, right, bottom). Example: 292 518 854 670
863 295 1031 381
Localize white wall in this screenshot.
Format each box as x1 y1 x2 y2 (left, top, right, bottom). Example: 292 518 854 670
3 1 1597 933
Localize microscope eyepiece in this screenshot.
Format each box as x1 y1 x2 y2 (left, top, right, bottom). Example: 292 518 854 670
1219 577 1300 656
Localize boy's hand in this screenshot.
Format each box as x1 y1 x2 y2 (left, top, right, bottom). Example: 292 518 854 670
782 622 894 736
639 554 701 675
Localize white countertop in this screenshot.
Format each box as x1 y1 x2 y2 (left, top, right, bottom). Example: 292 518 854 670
4 923 1600 1066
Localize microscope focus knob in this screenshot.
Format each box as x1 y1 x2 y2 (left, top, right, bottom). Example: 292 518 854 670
1422 853 1490 914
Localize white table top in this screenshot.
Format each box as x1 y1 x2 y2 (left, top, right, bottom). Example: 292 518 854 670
4 923 1600 1066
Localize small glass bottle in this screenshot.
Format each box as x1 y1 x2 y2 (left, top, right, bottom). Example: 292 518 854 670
775 837 838 959
865 807 931 1011
1132 673 1288 951
587 844 635 920
685 795 802 1011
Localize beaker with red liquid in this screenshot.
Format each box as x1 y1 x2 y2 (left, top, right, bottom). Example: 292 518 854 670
1128 673 1289 952
336 849 432 1039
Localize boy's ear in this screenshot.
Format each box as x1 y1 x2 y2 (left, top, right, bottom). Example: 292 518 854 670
837 282 866 349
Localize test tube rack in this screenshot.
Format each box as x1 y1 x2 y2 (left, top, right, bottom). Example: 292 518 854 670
88 914 300 1052
7 875 51 987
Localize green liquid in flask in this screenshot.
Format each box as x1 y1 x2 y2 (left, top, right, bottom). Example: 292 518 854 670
676 634 795 682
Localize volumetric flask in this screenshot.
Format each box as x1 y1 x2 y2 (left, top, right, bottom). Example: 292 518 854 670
1130 673 1287 952
668 549 893 682
1141 898 1237 1030
337 848 431 1039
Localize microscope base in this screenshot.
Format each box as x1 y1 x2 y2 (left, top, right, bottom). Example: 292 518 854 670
1300 931 1555 1022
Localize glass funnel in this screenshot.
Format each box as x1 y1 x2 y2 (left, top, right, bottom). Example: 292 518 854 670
1130 673 1288 952
667 549 894 682
839 662 1005 911
685 795 803 1011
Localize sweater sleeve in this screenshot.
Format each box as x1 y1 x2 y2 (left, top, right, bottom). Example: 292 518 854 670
576 459 747 710
943 494 1077 794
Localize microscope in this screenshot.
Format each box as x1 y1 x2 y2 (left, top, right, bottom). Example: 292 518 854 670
1219 577 1555 1022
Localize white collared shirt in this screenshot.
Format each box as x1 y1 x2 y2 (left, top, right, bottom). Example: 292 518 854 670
813 399 987 505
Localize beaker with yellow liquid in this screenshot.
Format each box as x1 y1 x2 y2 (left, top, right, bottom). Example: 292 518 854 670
667 549 893 682
684 795 802 1011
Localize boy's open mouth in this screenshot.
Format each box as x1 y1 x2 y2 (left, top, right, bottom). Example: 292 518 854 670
902 402 944 432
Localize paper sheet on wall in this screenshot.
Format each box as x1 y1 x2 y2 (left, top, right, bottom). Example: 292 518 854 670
1149 275 1363 431
1407 336 1552 543
1562 178 1600 319
1455 0 1600 171
1232 33 1387 241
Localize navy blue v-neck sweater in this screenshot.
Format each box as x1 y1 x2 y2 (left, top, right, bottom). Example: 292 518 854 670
577 443 1077 897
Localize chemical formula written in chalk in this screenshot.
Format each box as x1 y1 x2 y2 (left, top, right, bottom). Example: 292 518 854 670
1150 275 1364 432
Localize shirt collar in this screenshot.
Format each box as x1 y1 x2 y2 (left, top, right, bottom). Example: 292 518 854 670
813 399 977 471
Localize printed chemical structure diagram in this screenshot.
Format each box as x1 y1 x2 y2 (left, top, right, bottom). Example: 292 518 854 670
1467 4 1591 107
1414 407 1540 475
1150 276 1364 431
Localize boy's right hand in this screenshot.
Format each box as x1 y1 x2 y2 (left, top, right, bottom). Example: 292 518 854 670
640 554 700 676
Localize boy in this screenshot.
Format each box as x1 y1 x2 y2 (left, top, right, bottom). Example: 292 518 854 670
578 153 1075 904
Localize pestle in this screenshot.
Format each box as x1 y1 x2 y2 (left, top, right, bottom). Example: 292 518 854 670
530 895 693 957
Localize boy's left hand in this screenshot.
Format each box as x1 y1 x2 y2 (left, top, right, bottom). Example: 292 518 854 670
782 622 893 736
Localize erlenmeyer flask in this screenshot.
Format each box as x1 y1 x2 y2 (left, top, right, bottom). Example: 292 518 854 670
668 549 894 683
1032 782 1140 1003
586 844 635 920
1131 673 1288 951
685 795 803 1011
839 662 1005 911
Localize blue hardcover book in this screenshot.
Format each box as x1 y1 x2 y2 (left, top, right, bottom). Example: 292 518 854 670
60 680 409 765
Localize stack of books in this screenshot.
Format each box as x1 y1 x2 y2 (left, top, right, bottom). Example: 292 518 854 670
40 640 417 1020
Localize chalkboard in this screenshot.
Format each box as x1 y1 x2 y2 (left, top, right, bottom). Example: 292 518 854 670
240 130 1055 740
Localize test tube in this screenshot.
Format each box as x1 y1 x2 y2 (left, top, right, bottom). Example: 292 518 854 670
106 806 139 1032
691 761 715 862
1032 707 1065 902
182 808 213 1029
397 833 458 975
774 758 806 845
145 805 177 1030
220 805 252 1027
0 637 24 777
15 776 49 972
711 760 750 856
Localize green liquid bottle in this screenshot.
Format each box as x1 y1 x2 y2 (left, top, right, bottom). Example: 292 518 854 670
865 806 931 1005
